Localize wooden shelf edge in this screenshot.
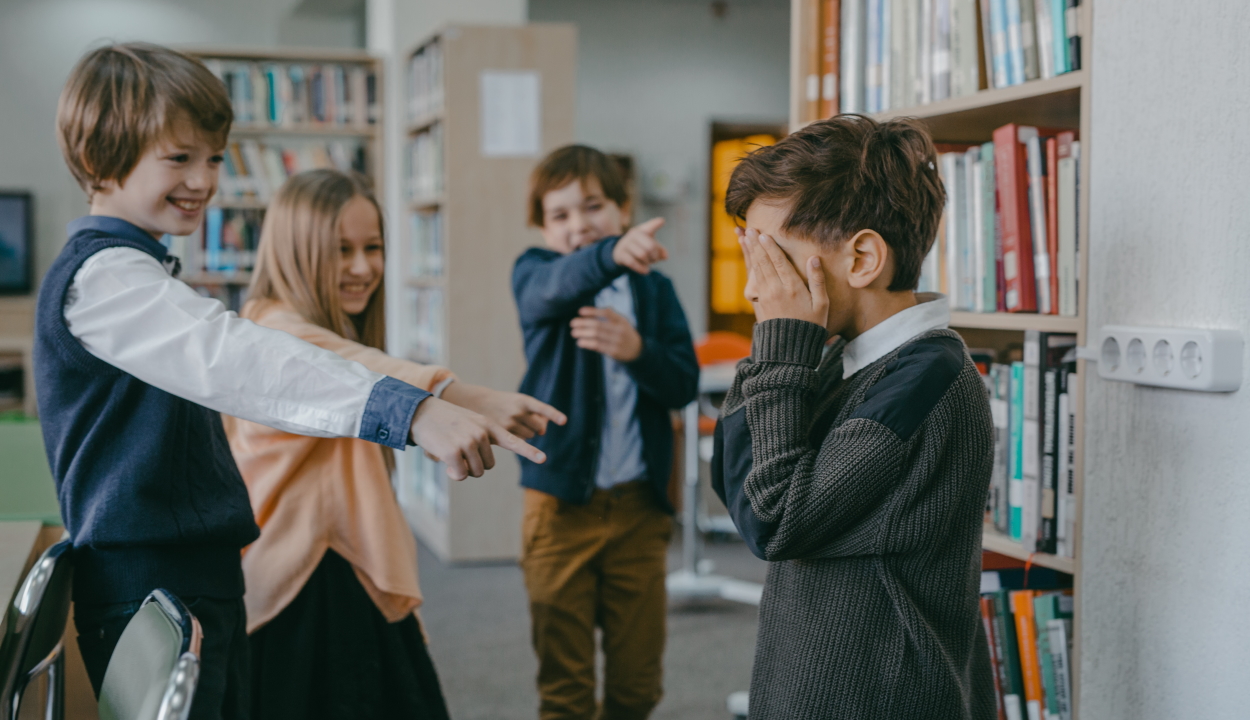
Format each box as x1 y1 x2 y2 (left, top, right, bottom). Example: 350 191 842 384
950 311 1082 333
230 125 376 138
874 70 1087 123
982 524 1076 574
182 46 379 63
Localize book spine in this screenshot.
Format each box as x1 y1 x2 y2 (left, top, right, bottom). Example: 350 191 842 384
942 153 961 306
881 0 893 109
990 0 1010 87
822 0 842 117
807 0 823 121
1039 368 1058 554
994 590 1027 720
1021 331 1040 553
1056 132 1078 316
1046 137 1060 315
1004 0 1024 86
890 0 908 108
990 365 1011 532
1065 0 1081 71
1010 590 1045 720
1034 0 1055 79
982 142 998 311
1061 369 1077 558
1047 619 1074 720
971 149 986 312
953 0 979 97
979 0 996 90
963 148 979 307
1019 0 1039 81
866 0 882 113
1050 0 1068 73
933 0 952 101
841 0 866 113
1032 594 1059 719
1009 360 1025 540
1025 134 1051 314
919 0 933 104
1054 372 1069 557
982 595 1009 720
994 123 1037 312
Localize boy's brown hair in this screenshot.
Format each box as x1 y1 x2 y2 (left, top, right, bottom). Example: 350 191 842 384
725 115 945 291
57 43 233 195
528 145 630 227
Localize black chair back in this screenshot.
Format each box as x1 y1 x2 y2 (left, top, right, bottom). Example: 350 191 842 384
0 539 72 720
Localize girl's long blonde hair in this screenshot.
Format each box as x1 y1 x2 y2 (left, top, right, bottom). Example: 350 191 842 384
246 169 387 350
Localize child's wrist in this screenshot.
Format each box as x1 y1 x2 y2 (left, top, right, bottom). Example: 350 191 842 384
752 318 828 367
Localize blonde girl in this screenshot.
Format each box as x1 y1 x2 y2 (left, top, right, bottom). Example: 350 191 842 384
224 169 563 718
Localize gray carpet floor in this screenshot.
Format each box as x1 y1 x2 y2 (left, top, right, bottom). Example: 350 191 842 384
417 534 767 720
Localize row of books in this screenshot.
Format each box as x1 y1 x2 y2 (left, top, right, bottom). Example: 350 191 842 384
409 211 445 278
202 60 377 129
407 287 446 366
803 0 1083 119
975 330 1078 558
408 42 445 123
709 135 779 315
980 570 1074 720
919 124 1080 316
408 126 445 201
217 140 366 204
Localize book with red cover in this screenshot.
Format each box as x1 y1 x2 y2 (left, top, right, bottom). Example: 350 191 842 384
820 0 841 118
1045 137 1060 315
806 0 823 122
993 124 1067 313
981 595 1008 720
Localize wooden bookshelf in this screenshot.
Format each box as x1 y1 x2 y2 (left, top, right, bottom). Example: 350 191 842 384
393 25 577 563
179 48 385 311
789 0 1093 715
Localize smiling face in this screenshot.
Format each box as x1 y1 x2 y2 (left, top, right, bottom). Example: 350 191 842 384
538 177 629 254
89 122 222 239
337 195 385 316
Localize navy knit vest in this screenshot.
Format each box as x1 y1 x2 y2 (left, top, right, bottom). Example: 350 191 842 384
35 216 259 604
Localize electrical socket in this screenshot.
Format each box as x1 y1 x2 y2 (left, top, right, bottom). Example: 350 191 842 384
1096 325 1243 392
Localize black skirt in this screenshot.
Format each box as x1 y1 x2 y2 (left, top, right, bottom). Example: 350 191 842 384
250 549 451 720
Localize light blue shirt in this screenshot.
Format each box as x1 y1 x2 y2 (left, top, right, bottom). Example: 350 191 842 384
594 275 648 489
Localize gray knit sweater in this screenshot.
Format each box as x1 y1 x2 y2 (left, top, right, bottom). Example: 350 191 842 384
711 319 996 720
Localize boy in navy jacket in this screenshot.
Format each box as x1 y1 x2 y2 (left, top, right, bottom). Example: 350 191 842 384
512 146 698 719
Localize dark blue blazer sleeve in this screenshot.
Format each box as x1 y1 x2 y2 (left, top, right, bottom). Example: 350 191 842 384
624 276 699 409
512 237 625 325
711 409 778 560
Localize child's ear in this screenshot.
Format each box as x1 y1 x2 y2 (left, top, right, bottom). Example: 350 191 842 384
846 230 891 290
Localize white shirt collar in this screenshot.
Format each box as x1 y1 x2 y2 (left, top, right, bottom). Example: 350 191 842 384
841 293 951 379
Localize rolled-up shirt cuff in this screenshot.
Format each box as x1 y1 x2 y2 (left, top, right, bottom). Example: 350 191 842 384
359 376 431 449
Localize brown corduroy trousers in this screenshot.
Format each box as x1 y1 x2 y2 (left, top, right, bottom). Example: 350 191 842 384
520 482 672 720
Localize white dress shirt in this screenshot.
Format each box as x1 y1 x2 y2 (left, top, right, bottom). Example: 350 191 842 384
64 245 394 439
841 293 952 379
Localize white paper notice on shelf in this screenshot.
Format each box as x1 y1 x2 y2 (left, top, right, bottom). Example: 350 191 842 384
480 70 541 157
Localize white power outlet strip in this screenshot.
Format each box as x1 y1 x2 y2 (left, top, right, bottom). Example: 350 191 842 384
1095 325 1243 392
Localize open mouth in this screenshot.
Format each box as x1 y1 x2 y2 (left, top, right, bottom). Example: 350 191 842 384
168 197 206 213
341 282 373 296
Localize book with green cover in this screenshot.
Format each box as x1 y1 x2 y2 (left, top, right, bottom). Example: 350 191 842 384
1009 361 1026 541
1033 591 1074 719
991 589 1026 720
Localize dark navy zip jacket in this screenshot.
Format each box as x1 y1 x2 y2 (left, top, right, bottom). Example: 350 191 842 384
512 236 699 512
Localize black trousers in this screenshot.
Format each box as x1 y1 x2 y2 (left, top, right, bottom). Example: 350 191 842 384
249 549 450 720
75 594 250 720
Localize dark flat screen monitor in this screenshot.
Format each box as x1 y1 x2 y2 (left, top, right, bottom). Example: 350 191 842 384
0 192 33 295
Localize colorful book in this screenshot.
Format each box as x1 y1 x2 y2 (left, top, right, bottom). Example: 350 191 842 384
841 0 867 113
1009 360 1025 540
1046 618 1074 720
1033 592 1074 720
990 0 1011 87
1025 134 1051 314
990 363 1012 532
1049 0 1069 74
1023 331 1076 553
993 124 1038 312
1034 0 1055 79
1065 0 1081 71
981 142 998 311
1045 136 1060 315
1004 0 1025 85
981 595 1008 720
992 589 1027 720
821 0 842 117
1056 132 1078 317
1019 0 1039 81
1010 590 1045 720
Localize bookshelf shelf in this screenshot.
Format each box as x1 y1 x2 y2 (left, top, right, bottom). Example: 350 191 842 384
229 125 376 138
404 276 446 289
407 113 443 135
983 524 1076 575
950 311 1083 334
392 25 576 564
791 0 1093 714
871 71 1085 141
408 196 445 211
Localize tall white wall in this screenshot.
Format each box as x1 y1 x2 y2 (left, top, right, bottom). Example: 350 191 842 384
528 0 791 335
0 0 361 285
1080 1 1250 717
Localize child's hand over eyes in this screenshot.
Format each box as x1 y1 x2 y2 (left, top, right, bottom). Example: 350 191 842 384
570 307 643 362
409 398 548 481
440 382 568 439
739 228 830 328
611 217 668 274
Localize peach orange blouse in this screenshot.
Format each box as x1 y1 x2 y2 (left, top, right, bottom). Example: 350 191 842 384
223 299 455 633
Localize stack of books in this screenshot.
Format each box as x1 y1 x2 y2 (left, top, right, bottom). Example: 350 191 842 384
920 125 1080 316
407 42 444 123
203 60 377 129
802 0 1083 118
217 139 366 203
409 211 444 278
981 570 1075 720
408 126 445 202
973 330 1077 559
203 207 263 276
